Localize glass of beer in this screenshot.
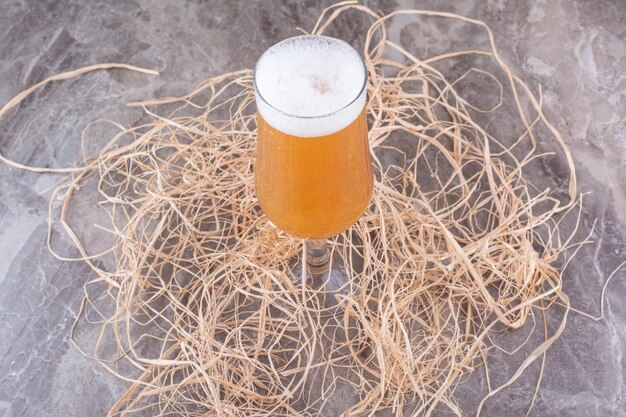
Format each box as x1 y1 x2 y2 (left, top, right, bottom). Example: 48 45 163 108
254 35 372 290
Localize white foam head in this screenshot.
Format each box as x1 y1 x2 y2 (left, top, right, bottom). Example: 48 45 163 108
254 35 367 138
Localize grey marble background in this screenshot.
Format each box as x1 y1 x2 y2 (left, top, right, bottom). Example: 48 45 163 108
0 1 624 416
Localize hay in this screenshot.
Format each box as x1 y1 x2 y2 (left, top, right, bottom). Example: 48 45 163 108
1 2 608 416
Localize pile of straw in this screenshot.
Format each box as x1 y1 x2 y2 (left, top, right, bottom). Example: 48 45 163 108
2 2 604 416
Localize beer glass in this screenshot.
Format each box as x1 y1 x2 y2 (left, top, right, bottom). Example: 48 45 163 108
254 35 372 289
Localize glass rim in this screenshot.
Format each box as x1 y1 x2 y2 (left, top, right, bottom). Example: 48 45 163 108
253 34 368 120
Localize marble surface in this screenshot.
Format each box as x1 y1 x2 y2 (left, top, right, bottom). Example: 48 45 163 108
0 1 624 416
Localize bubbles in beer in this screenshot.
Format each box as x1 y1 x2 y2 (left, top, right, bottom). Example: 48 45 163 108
254 36 366 137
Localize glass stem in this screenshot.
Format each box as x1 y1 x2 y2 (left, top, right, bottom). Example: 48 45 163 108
306 239 330 287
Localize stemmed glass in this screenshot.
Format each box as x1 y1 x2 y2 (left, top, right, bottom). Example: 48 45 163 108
254 35 372 295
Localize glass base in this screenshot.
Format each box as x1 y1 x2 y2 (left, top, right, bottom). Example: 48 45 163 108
293 264 349 310
292 239 350 310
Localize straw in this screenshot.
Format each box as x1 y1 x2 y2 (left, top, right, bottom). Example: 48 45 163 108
1 3 605 416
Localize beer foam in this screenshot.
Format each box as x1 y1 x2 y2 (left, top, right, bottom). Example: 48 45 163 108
254 36 366 137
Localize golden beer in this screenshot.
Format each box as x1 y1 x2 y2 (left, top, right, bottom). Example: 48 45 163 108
256 108 372 238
